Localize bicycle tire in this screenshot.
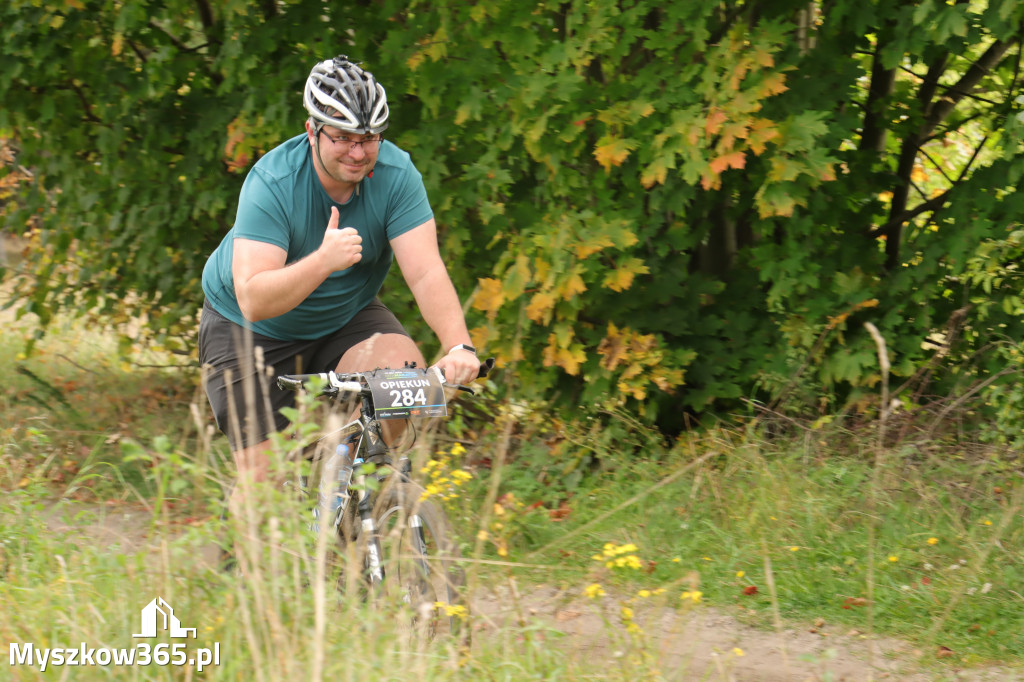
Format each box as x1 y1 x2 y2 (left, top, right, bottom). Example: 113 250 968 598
369 476 467 640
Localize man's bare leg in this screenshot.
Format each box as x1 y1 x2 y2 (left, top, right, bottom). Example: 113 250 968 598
337 332 425 444
226 333 421 524
229 439 273 517
222 438 274 572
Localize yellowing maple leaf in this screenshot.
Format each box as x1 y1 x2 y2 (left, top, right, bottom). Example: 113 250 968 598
752 46 775 68
593 137 635 172
705 108 727 138
747 119 780 155
709 151 747 175
469 325 491 351
604 269 635 292
603 258 649 292
473 277 506 317
561 272 587 301
525 291 556 323
641 156 671 188
756 189 800 218
543 334 587 375
597 322 626 370
407 51 425 71
574 235 614 259
759 72 788 97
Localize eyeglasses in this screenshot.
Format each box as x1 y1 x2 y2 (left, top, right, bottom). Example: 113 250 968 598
318 128 382 152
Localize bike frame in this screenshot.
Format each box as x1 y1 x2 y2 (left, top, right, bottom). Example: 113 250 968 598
279 359 492 597
285 370 430 590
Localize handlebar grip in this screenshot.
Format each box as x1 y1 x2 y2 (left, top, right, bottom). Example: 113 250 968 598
276 373 330 392
478 357 496 378
277 376 305 391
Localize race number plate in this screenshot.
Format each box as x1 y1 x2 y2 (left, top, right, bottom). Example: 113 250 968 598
365 367 448 420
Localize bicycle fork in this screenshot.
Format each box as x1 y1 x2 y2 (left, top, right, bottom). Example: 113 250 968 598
357 476 385 586
357 480 433 596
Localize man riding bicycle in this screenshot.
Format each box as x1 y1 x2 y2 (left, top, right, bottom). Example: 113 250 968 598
198 55 481 507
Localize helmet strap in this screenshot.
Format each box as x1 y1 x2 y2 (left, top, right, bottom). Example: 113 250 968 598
313 124 370 198
313 127 344 184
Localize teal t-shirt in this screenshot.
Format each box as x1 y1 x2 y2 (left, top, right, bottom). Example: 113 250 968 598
201 134 433 340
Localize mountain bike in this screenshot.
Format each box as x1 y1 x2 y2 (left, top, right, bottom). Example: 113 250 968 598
275 358 494 638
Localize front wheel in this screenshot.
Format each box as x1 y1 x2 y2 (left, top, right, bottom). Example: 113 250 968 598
370 477 466 639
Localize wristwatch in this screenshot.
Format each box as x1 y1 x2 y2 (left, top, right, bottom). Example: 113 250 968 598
448 343 477 355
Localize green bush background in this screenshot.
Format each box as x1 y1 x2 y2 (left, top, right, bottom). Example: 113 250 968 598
2 0 1023 435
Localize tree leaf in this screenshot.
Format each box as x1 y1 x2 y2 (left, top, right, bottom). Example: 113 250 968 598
593 136 636 172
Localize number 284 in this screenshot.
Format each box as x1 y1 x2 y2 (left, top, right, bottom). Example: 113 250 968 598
390 389 427 407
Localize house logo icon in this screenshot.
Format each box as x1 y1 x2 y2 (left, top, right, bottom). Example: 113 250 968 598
133 597 197 638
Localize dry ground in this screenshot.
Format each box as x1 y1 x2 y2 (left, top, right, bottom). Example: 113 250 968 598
41 500 1023 682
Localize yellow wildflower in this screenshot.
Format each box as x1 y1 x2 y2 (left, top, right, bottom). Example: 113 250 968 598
434 602 469 619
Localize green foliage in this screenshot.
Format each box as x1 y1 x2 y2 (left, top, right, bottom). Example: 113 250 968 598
2 0 1024 430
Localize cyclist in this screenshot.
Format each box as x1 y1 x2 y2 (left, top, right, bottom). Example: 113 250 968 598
198 55 481 508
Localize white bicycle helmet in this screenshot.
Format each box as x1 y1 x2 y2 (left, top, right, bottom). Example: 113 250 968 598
303 55 389 135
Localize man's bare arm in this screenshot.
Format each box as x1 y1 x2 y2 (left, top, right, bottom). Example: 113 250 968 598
392 218 481 384
233 206 362 321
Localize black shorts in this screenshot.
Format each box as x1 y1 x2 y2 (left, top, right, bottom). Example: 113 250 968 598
198 299 409 451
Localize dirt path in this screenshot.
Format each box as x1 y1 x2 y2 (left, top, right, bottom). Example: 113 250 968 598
44 501 1021 682
472 584 1021 681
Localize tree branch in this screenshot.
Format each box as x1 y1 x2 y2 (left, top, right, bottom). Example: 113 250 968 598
706 3 747 46
859 38 897 152
194 0 216 33
879 33 1017 270
125 37 148 63
924 39 1013 135
869 133 987 239
917 146 954 185
148 19 209 53
869 189 952 238
66 82 103 124
953 133 987 183
922 110 987 144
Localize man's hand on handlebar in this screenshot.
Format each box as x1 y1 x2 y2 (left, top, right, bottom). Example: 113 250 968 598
434 347 482 387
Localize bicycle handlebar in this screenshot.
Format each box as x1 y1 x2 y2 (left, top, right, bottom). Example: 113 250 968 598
277 357 495 396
